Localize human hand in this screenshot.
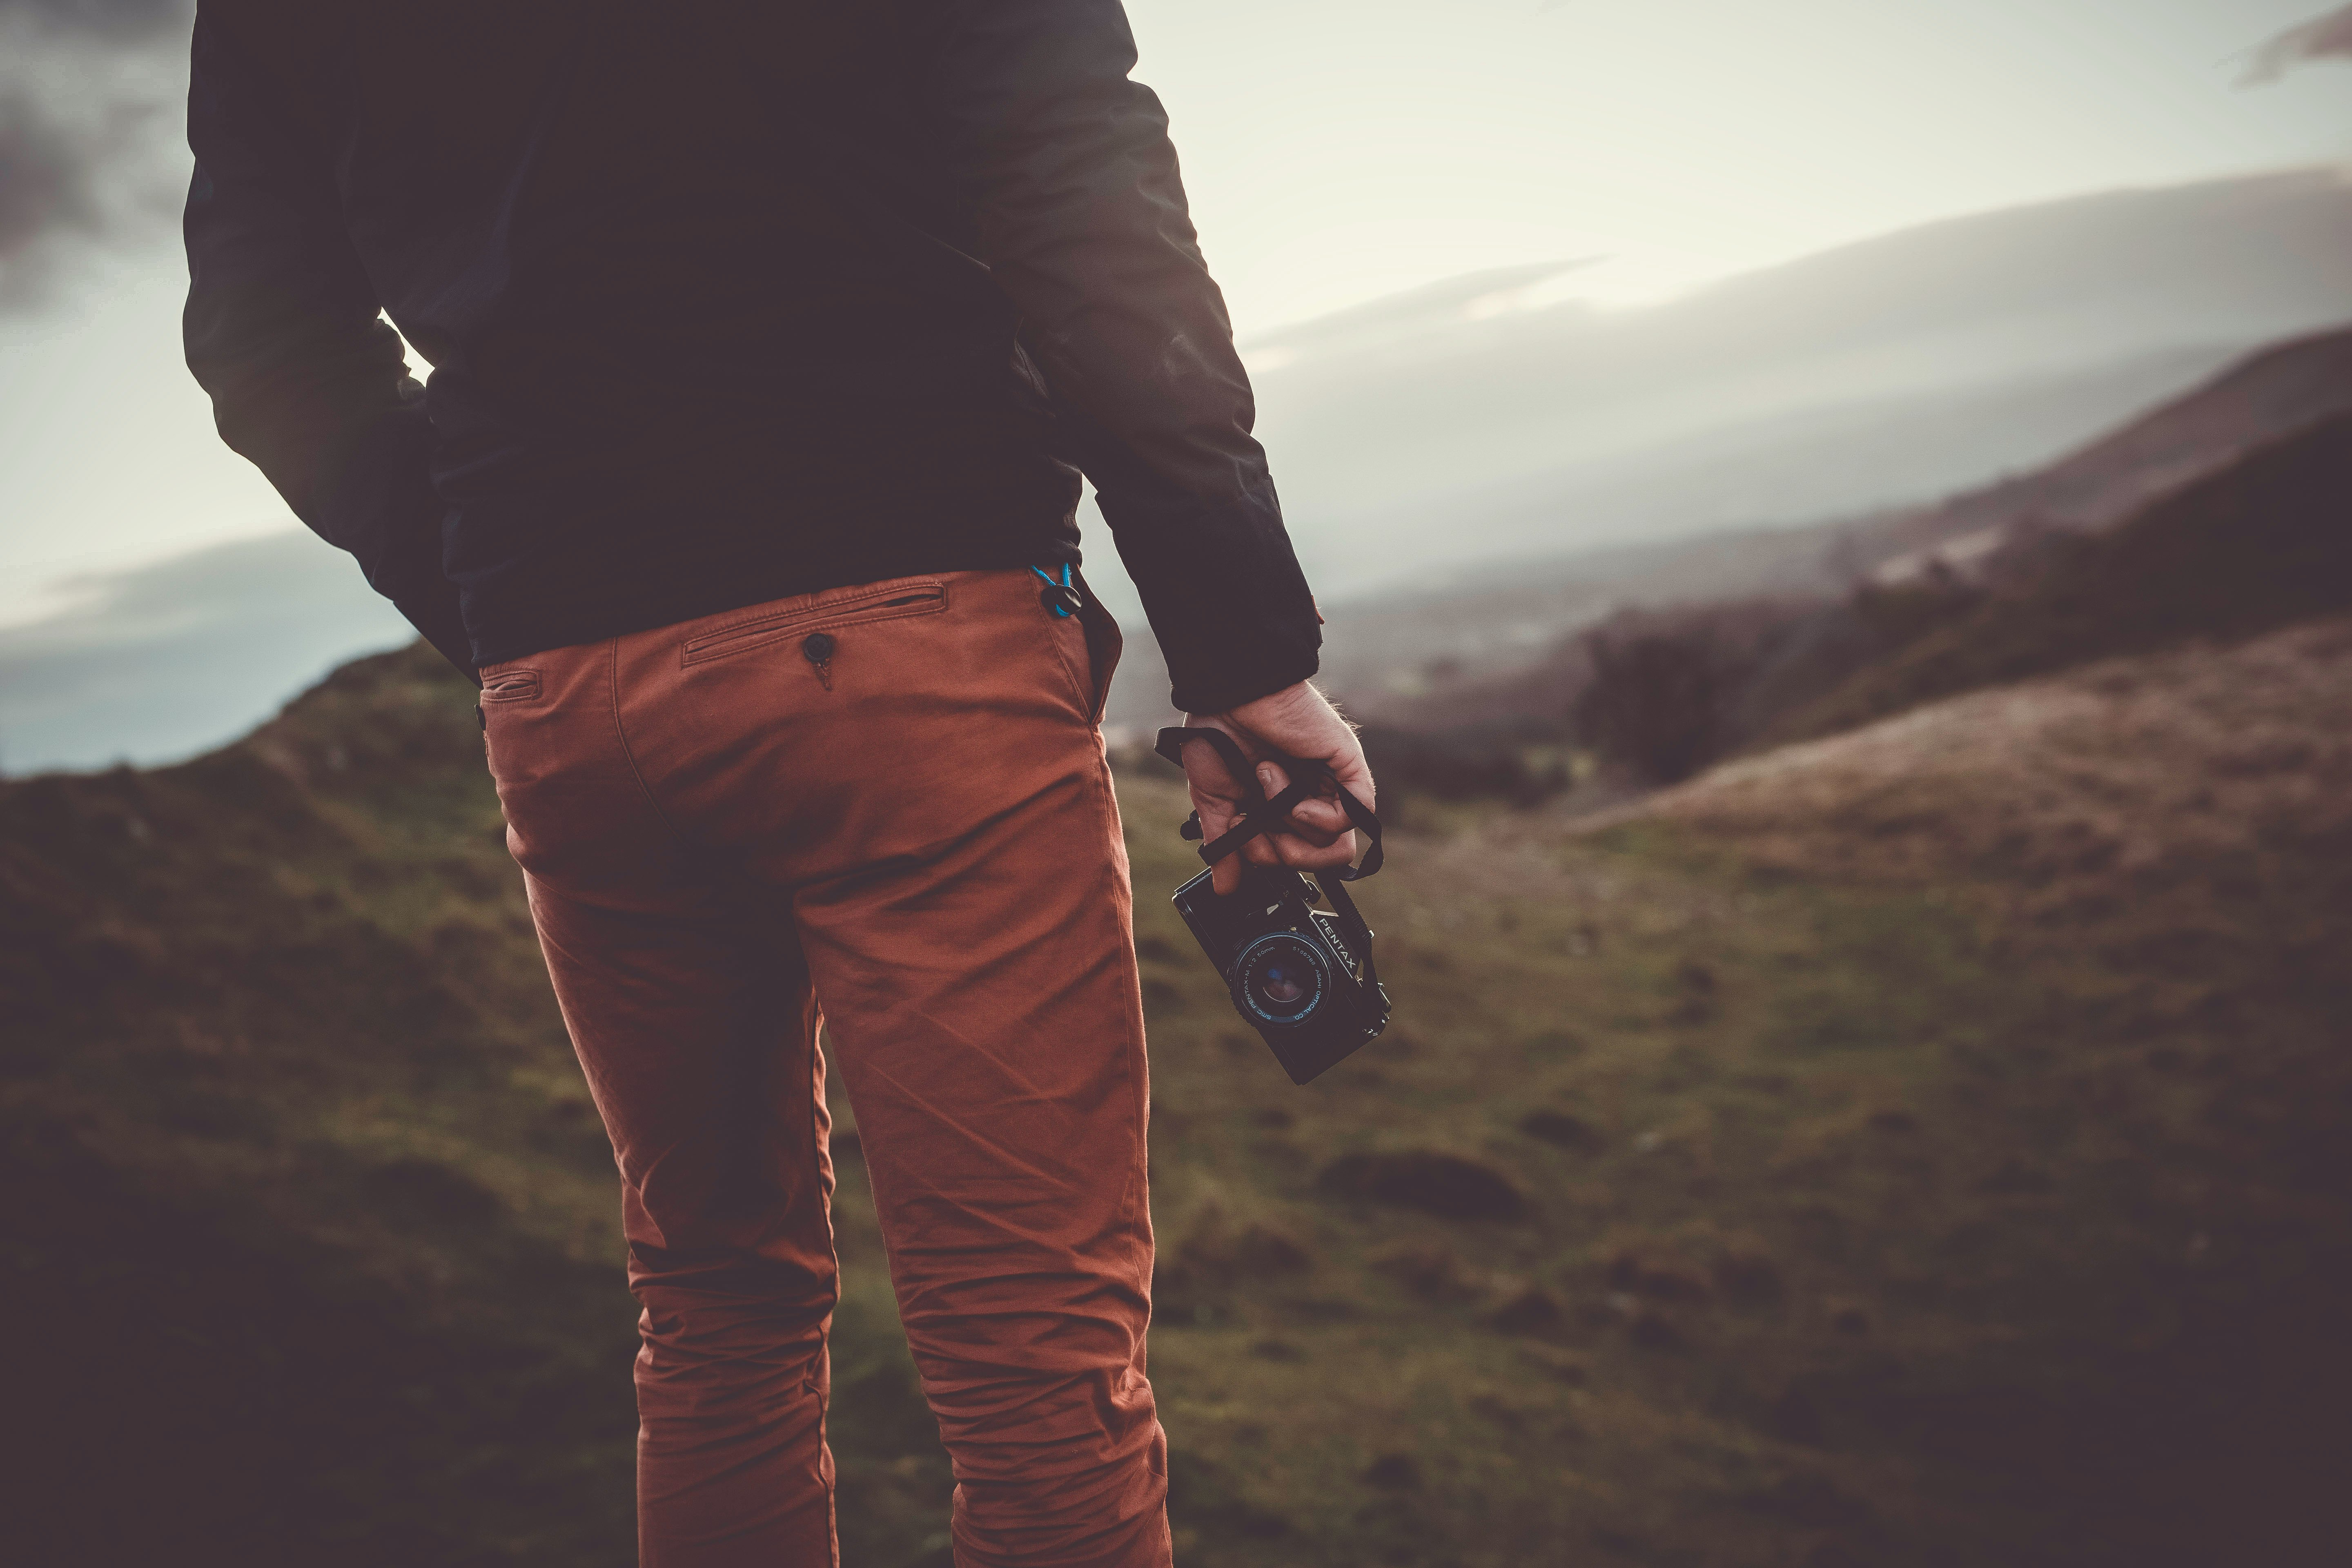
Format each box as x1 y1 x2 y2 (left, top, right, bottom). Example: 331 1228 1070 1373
1180 680 1376 896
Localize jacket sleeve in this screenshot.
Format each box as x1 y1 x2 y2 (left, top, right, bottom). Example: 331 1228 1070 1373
910 0 1321 714
181 13 474 679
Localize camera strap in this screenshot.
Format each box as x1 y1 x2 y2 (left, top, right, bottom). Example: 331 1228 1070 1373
1153 726 1386 1000
1311 869 1382 992
1152 727 1385 881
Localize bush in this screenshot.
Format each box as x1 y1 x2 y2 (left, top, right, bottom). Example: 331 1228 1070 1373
1571 626 1723 784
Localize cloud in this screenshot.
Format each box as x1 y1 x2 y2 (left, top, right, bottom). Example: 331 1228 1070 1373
0 0 190 40
0 531 415 773
2243 5 2352 84
0 0 192 312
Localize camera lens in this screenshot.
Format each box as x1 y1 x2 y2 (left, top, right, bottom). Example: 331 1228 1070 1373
1234 933 1330 1026
1258 962 1309 1006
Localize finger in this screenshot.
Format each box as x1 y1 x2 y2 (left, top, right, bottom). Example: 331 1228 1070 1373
1212 853 1241 896
1281 795 1352 840
1264 813 1342 849
1194 782 1250 895
1187 772 1250 820
1194 798 1240 839
1201 797 1319 884
1328 762 1376 817
1183 719 1262 790
1180 770 1248 822
1214 824 1356 895
1251 761 1356 846
1270 830 1359 871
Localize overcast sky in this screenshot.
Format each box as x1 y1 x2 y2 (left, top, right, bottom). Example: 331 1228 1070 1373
1127 0 2350 326
0 0 2345 627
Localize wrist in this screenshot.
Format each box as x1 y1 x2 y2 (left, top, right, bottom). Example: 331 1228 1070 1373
1205 679 1320 728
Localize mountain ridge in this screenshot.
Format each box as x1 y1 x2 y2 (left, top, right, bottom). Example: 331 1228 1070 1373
1268 321 2352 735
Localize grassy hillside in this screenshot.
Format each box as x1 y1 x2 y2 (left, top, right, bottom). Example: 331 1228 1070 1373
1760 410 2352 747
0 649 949 1568
1459 404 2352 789
6 628 2348 1565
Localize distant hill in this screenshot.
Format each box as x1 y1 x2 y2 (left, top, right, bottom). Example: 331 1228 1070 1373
1301 340 2283 713
1867 325 2352 584
1602 612 2352 906
1762 410 2352 746
1309 325 2352 747
1486 408 2352 789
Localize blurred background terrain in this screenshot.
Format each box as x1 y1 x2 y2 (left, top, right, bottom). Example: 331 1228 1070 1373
3 1 2349 1564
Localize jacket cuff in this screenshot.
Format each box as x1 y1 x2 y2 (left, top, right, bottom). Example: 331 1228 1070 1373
1165 628 1322 715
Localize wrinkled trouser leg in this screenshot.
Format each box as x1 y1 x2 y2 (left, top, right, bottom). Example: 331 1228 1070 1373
795 721 1166 1568
522 872 840 1568
486 570 1167 1568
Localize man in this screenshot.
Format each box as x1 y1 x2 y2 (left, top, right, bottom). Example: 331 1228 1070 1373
183 2 1373 1564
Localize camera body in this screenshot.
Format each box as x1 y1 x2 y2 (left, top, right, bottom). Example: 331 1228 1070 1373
1172 860 1393 1085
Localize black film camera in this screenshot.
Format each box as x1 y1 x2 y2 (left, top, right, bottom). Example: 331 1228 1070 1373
1155 728 1392 1085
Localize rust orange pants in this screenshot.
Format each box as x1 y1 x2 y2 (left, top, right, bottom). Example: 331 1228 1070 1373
481 570 1169 1567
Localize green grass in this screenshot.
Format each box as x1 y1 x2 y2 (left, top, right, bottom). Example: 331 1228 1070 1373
1132 797 2051 1566
4 643 2345 1566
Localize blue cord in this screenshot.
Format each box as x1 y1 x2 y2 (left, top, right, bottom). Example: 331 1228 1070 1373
1031 562 1077 616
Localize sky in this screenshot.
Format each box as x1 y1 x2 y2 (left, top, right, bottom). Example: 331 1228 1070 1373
1122 0 2352 328
0 0 2345 630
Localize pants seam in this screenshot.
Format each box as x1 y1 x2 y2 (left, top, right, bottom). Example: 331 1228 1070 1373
1083 742 1157 1369
812 997 842 1568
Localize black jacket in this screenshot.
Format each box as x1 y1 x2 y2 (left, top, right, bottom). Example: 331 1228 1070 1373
182 0 1319 713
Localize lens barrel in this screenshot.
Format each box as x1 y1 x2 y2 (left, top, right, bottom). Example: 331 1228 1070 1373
1232 931 1332 1027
